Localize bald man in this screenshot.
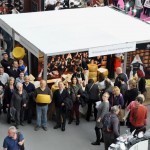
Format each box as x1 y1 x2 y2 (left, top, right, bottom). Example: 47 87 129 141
34 80 52 131
114 67 128 87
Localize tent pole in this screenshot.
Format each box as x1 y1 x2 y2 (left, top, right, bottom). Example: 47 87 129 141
12 29 15 49
28 51 31 74
43 54 47 80
123 52 127 74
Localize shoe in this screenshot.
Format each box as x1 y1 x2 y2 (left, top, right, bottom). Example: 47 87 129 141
91 141 100 145
20 122 24 126
76 120 80 125
53 125 61 129
3 110 7 114
86 118 90 122
120 121 125 126
68 120 72 124
100 138 104 143
42 126 48 131
15 125 19 129
27 120 32 124
7 120 11 124
61 127 65 131
34 126 40 131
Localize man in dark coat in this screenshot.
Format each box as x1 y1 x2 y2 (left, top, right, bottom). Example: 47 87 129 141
114 67 128 87
85 79 99 121
23 76 35 124
8 60 20 79
1 52 13 74
53 81 71 131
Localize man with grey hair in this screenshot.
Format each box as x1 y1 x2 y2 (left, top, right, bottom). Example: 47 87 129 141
102 106 120 150
3 126 25 150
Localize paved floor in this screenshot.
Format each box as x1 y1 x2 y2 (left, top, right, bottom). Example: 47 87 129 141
0 105 150 150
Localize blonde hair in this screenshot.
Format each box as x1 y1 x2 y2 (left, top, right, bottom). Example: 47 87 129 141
9 77 15 82
128 79 137 89
112 86 120 96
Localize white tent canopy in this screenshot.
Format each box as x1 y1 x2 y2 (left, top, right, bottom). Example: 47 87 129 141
0 7 150 57
0 7 150 78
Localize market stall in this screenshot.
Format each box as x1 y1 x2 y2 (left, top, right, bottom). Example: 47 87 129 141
0 7 150 80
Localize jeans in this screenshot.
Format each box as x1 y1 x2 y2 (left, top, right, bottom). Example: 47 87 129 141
36 105 48 127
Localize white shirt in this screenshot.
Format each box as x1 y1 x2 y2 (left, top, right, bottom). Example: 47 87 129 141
0 73 9 85
45 0 57 5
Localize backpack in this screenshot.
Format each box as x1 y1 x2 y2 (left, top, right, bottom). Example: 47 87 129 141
17 132 25 150
102 113 112 132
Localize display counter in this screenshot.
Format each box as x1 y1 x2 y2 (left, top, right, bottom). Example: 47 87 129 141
109 129 150 150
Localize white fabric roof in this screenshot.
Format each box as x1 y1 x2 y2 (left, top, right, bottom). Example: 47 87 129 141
0 7 150 57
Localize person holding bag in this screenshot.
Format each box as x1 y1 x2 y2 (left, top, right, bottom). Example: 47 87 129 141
3 126 25 150
85 79 99 121
68 77 83 125
91 92 110 145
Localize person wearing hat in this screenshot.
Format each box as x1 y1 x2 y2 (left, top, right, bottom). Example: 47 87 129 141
71 67 85 82
102 105 120 150
1 52 13 74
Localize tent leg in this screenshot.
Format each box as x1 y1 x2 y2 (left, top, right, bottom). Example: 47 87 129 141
123 52 127 74
12 29 15 49
28 51 31 74
43 54 47 80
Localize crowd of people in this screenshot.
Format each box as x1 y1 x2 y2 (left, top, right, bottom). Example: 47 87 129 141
0 1 149 149
0 0 23 14
44 0 150 18
44 52 104 80
0 48 148 150
0 0 149 18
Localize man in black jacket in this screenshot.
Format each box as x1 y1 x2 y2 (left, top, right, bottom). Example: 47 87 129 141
1 52 13 74
114 67 128 87
85 79 99 121
53 81 71 131
23 76 35 124
8 60 20 79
